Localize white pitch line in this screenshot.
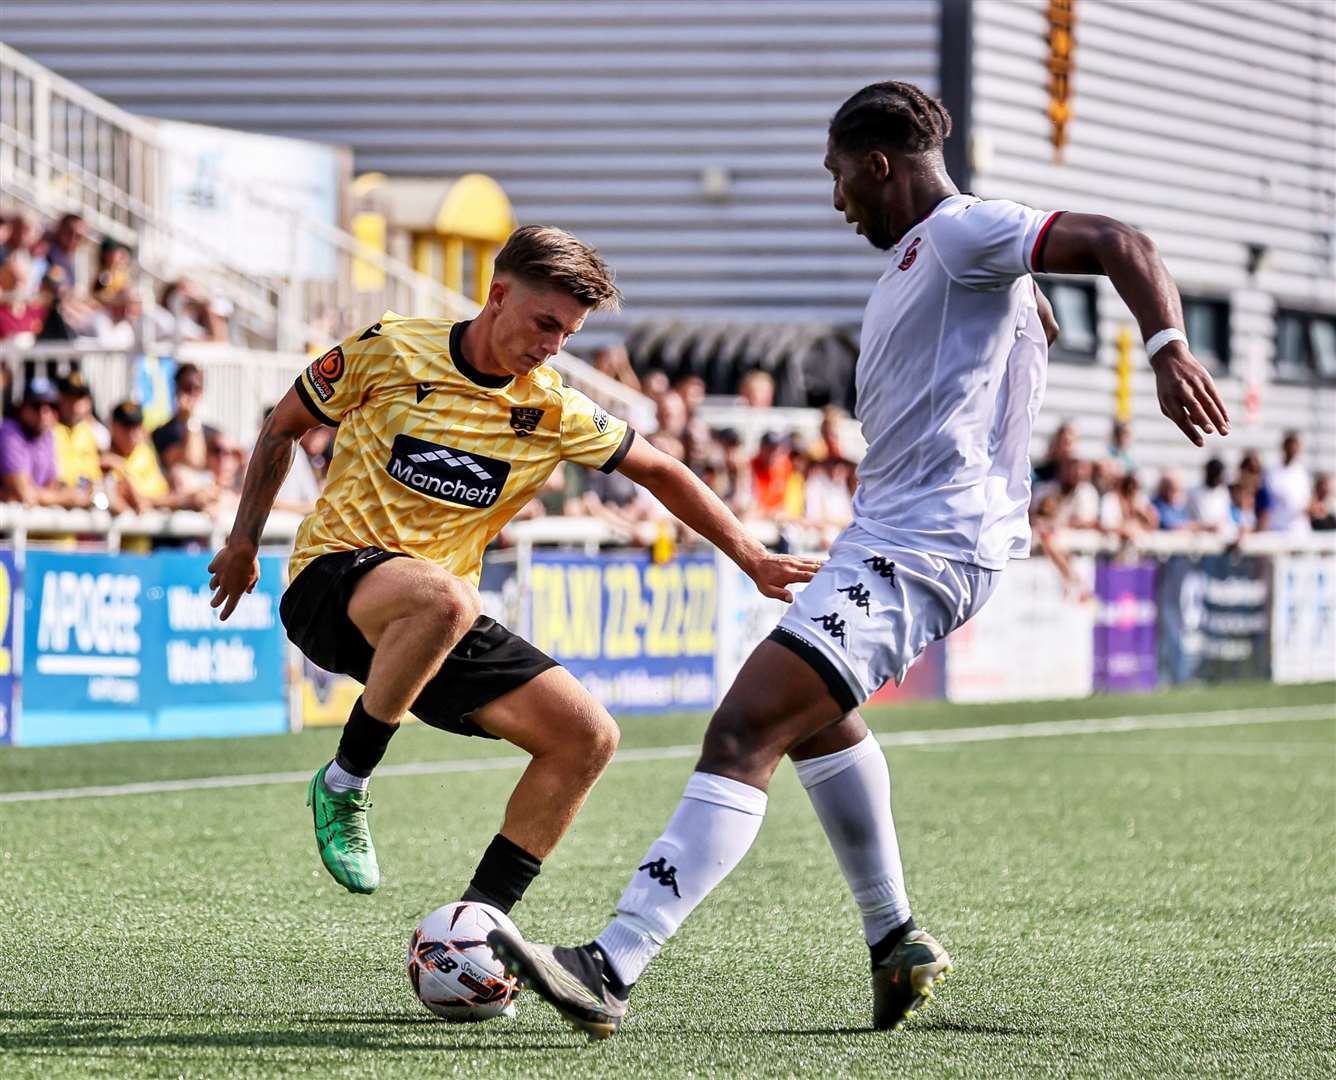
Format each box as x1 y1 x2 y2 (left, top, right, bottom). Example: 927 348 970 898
0 703 1329 806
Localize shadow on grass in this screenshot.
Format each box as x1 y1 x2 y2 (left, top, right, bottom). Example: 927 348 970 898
0 1010 575 1054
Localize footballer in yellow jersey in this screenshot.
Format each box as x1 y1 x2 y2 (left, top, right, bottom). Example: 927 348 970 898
288 312 633 586
209 225 818 911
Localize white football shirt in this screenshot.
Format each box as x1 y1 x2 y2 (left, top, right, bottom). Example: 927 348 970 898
851 194 1062 569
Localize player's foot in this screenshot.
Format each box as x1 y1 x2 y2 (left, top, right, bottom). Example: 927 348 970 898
871 929 952 1031
306 763 380 894
487 929 628 1040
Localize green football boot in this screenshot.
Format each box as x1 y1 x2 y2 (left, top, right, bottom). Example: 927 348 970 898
871 929 952 1030
306 763 380 894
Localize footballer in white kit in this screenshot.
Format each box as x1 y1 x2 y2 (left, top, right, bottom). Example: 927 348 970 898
491 81 1231 1039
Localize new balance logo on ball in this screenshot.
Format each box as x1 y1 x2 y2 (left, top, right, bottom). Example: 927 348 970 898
386 434 511 508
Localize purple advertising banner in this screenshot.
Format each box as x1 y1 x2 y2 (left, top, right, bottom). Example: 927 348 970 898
1094 561 1158 692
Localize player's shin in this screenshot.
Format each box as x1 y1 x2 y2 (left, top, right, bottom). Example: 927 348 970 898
325 695 398 792
461 833 542 914
595 772 767 987
794 732 915 958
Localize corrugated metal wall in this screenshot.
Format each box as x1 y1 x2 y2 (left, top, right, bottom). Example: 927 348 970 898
971 0 1336 471
0 0 939 327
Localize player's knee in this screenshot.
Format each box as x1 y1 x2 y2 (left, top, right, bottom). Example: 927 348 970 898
420 572 481 633
698 701 776 775
564 707 619 774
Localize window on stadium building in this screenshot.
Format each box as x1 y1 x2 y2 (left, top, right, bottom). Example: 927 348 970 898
1182 296 1230 372
1037 278 1098 363
1275 310 1336 383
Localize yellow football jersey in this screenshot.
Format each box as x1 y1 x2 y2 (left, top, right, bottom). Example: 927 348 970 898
290 312 633 585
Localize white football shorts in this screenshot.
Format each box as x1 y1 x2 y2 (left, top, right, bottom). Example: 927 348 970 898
770 522 998 711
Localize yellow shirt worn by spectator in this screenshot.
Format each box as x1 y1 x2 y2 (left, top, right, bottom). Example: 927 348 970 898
54 421 102 489
290 312 632 585
119 442 170 500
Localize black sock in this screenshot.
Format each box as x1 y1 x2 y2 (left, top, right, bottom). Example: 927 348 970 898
460 834 542 914
869 916 918 966
334 696 398 778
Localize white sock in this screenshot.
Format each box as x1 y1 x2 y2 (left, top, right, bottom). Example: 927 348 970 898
595 771 767 986
794 732 911 946
323 758 369 794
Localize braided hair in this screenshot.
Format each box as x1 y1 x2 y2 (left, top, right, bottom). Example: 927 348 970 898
828 81 953 157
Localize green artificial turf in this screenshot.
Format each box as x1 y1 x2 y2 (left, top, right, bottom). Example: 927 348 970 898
1 681 1333 1078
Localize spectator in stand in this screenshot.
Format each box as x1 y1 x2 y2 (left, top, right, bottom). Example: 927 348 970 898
53 373 106 494
1309 473 1335 531
0 378 91 508
0 248 44 342
710 427 751 511
654 388 688 440
1152 468 1190 530
1089 457 1121 503
750 432 794 517
104 401 214 516
1186 458 1235 535
1033 420 1077 484
809 405 850 462
804 455 855 541
39 213 89 289
673 373 706 416
88 289 144 351
1099 471 1159 540
738 369 776 409
1264 430 1312 533
1236 449 1271 526
152 279 220 344
35 267 79 342
1033 456 1100 529
589 342 641 393
1108 419 1136 474
1230 480 1259 533
152 363 220 494
92 239 132 301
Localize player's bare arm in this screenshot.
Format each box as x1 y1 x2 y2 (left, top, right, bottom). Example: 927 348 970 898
208 386 317 619
615 435 821 602
1041 214 1230 446
1033 281 1060 346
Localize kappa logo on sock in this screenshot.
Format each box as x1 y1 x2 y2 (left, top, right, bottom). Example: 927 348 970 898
862 556 897 585
638 856 681 897
837 582 872 614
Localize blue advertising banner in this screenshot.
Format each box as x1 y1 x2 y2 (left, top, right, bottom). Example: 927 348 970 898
0 550 17 744
19 551 288 746
1156 553 1270 685
527 552 716 712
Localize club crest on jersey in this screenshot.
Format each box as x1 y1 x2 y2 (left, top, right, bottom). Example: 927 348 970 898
897 237 922 272
306 346 345 403
509 407 544 437
385 433 511 509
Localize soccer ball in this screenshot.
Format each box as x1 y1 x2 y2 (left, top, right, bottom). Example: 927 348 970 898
406 901 522 1022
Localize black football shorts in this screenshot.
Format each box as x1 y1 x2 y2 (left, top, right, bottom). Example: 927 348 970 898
280 547 557 738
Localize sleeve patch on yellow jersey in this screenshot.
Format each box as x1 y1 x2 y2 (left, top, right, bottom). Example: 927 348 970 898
307 346 346 403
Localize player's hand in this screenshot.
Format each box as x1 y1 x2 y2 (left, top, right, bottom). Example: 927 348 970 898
1151 343 1230 446
208 540 260 621
745 551 823 603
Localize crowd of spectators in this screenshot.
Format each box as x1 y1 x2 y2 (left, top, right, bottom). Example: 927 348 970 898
0 210 232 351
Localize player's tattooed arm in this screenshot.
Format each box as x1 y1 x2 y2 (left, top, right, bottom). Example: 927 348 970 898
616 436 821 602
1040 213 1229 446
208 385 317 620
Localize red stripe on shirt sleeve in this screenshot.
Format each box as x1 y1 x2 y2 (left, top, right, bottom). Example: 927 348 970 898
1029 211 1064 274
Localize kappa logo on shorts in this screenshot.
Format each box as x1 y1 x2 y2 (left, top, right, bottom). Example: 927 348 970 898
509 406 544 437
811 612 848 648
385 433 511 508
837 582 872 614
306 346 345 403
863 556 897 585
638 856 681 897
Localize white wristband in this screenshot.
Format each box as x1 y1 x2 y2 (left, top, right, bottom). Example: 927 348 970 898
1145 328 1187 359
